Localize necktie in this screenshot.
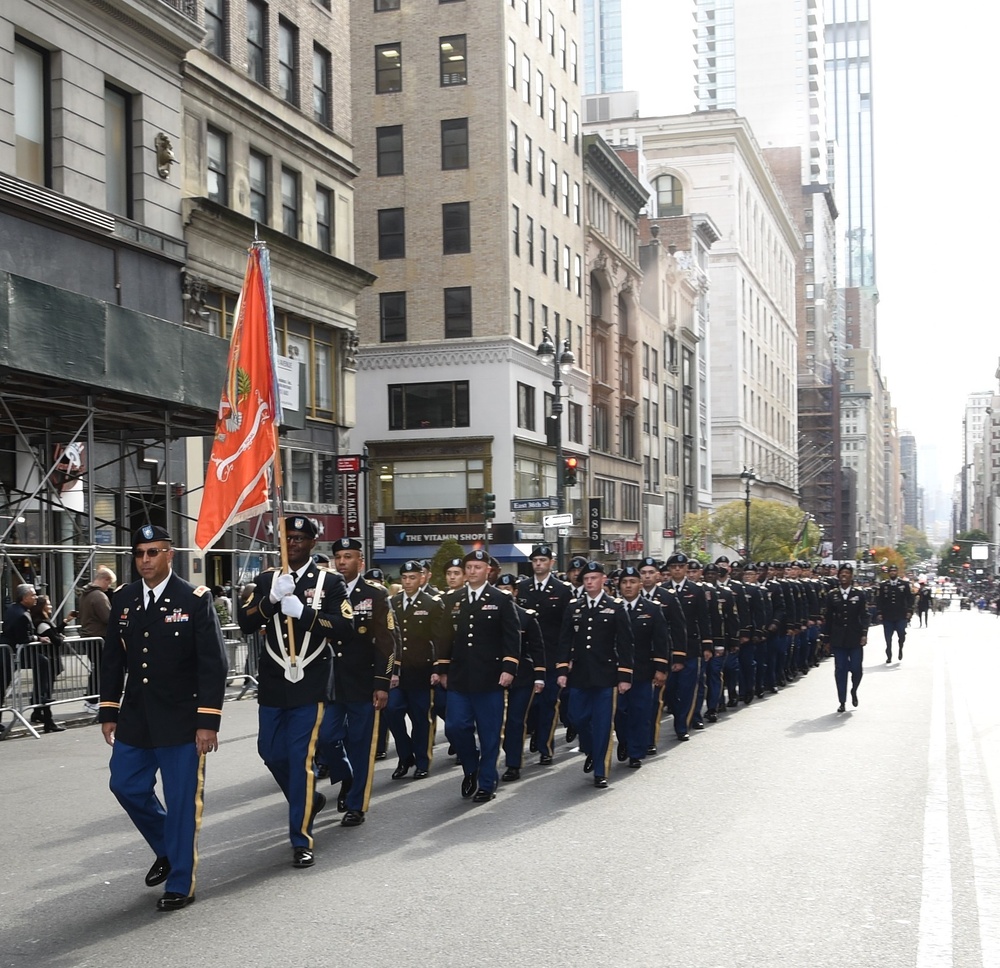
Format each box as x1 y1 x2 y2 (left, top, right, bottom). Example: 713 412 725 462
537 583 544 592
147 589 155 611
404 598 412 612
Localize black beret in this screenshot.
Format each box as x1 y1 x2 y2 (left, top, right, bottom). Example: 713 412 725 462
687 559 703 569
333 537 362 551
715 556 731 565
463 550 489 564
702 562 720 576
638 556 660 569
619 566 641 579
530 545 554 559
445 558 464 570
400 560 423 574
495 574 517 587
286 516 319 539
132 524 171 548
579 560 605 577
312 553 330 564
665 553 688 567
364 568 385 582
568 556 589 571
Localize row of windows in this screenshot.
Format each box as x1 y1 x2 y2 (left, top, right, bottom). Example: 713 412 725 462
207 128 334 251
508 123 581 214
376 119 469 175
375 36 467 93
511 208 583 295
506 48 580 148
515 383 584 443
376 204 470 260
511 289 578 352
508 0 579 75
206 0 333 128
376 0 464 9
379 288 472 342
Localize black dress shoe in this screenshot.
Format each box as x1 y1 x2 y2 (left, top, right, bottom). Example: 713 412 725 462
593 776 608 789
677 734 690 742
528 735 538 753
628 758 642 769
617 745 628 762
538 754 553 765
336 776 353 813
706 711 718 723
743 696 753 705
851 687 859 707
472 788 496 803
565 727 577 744
156 892 195 911
315 763 330 780
391 756 414 779
501 767 521 782
646 745 657 756
292 847 314 868
447 744 455 755
727 699 739 708
42 720 66 733
30 709 44 724
312 792 327 816
145 856 171 887
461 772 478 798
693 721 706 730
583 755 594 774
837 702 846 713
413 769 429 779
341 809 366 827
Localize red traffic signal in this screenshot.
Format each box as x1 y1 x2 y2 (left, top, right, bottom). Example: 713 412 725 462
563 456 579 487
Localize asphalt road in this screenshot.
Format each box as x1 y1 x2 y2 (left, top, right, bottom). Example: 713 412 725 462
1 608 998 968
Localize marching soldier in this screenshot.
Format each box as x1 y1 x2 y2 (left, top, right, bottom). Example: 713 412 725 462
875 565 913 663
239 516 354 868
736 562 769 704
823 563 870 712
700 562 739 721
556 561 634 788
387 560 451 780
100 525 228 909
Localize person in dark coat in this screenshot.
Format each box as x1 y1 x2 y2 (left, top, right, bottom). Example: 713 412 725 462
822 563 870 713
99 525 228 911
875 565 913 662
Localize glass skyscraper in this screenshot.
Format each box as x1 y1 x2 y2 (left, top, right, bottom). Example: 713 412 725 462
583 0 623 94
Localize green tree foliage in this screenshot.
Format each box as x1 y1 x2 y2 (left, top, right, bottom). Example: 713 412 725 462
430 538 465 589
679 500 823 562
897 525 932 564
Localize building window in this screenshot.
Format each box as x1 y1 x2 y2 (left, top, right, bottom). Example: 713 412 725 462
509 121 518 172
540 227 548 274
375 0 400 8
537 147 545 194
276 313 337 420
574 254 582 295
522 55 531 103
443 202 471 254
378 207 405 259
536 69 544 117
441 117 468 169
278 18 297 105
246 0 267 84
375 43 402 93
313 45 331 127
621 482 640 521
563 245 571 289
527 297 535 345
205 0 227 58
654 174 683 217
249 150 268 224
105 85 132 218
568 401 583 443
389 382 470 430
526 216 534 265
621 413 636 459
507 38 517 89
517 382 536 431
316 184 332 253
444 287 472 338
380 291 407 342
376 125 403 175
524 135 533 184
804 233 814 249
206 126 228 204
512 204 520 256
594 477 616 518
281 167 299 237
593 405 610 452
513 288 521 339
806 330 815 347
440 35 467 85
560 98 568 142
14 39 48 186
570 40 578 83
375 456 484 523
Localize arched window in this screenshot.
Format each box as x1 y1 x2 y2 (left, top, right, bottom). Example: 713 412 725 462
590 273 604 319
654 174 683 217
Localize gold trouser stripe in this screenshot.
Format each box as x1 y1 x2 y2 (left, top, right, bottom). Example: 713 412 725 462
651 684 665 746
602 690 619 776
680 657 701 730
495 690 510 773
425 691 436 767
545 693 560 755
519 691 536 746
189 752 207 897
360 708 381 812
299 702 325 849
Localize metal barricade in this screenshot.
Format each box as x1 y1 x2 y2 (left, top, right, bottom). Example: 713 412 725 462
0 643 40 740
221 624 260 700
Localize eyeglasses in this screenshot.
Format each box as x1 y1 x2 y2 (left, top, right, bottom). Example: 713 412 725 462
133 547 170 559
286 535 312 543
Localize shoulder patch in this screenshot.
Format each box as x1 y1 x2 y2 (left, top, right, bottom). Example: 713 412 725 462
194 586 209 597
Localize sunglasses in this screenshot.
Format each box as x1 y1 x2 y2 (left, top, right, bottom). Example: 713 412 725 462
133 547 170 559
286 534 312 543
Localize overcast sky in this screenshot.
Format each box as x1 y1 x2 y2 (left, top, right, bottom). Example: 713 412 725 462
621 0 1000 513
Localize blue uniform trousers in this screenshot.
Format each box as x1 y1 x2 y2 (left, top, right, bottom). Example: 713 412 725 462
723 650 740 703
258 703 325 849
109 740 206 896
705 652 725 713
883 618 907 659
648 683 666 749
502 685 535 768
739 641 757 702
320 700 379 813
667 657 701 738
528 671 562 757
445 689 507 793
614 680 654 760
385 686 434 772
833 646 864 703
568 686 617 777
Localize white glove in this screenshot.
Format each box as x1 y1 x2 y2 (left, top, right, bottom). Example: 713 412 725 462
269 573 296 603
280 595 304 619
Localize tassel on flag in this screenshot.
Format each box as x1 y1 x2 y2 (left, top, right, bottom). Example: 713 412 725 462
195 243 283 551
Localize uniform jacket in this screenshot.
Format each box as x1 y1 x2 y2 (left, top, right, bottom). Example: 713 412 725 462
435 584 521 692
740 581 770 636
240 566 354 707
664 579 712 658
762 580 787 633
621 596 669 681
875 578 913 622
390 587 451 691
645 585 689 653
512 603 546 688
333 577 397 703
822 585 870 650
556 592 635 689
99 573 227 747
516 575 573 667
704 582 740 648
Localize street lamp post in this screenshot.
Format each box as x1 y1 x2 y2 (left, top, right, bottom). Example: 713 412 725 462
740 467 756 560
537 327 575 572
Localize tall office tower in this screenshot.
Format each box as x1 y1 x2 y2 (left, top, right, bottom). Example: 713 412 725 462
583 0 623 94
350 1 589 569
899 432 919 530
961 391 994 532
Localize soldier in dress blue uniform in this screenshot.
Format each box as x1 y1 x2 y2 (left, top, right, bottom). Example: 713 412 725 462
99 525 228 911
239 516 354 868
613 566 669 768
320 537 397 827
700 562 739 722
717 557 749 707
516 544 573 765
494 574 546 781
736 562 769 704
875 565 913 663
823 563 870 712
387 560 451 780
556 561 634 787
434 550 521 802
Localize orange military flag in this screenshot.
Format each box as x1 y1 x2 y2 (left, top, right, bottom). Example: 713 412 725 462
195 244 283 551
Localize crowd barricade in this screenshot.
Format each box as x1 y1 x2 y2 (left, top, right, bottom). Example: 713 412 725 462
221 625 260 700
0 644 41 739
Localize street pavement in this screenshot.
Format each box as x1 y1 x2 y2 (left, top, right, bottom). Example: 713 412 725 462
1 608 998 968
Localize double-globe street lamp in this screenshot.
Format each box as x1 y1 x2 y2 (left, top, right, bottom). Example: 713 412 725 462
740 466 756 560
537 328 575 571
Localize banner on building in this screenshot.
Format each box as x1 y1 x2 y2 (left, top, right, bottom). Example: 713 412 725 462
588 498 602 550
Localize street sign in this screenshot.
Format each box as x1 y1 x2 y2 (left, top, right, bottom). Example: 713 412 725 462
588 498 602 550
336 455 363 473
662 529 675 538
511 497 558 511
372 522 385 552
543 512 574 528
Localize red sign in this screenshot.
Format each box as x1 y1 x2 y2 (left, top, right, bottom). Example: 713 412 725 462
344 473 361 537
337 455 362 473
662 529 675 538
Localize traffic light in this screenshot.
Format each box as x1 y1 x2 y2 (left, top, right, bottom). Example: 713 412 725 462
952 544 961 557
483 492 496 520
563 456 579 487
